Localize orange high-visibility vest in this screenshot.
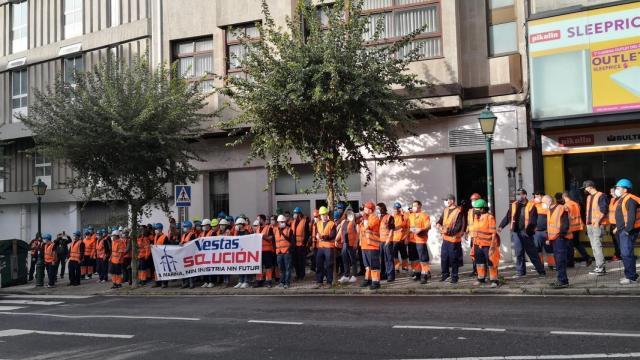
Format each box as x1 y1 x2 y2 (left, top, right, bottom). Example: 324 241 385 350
565 200 583 232
470 213 496 247
83 236 96 257
548 205 573 241
408 212 430 244
342 220 359 248
137 236 150 259
44 243 57 264
155 233 168 245
510 201 535 231
274 227 292 254
96 238 107 260
442 207 463 243
379 214 393 244
293 217 308 247
360 214 380 251
586 192 608 226
180 231 196 245
317 220 336 249
619 194 640 230
259 225 274 252
69 240 82 262
392 212 408 242
608 198 617 225
110 238 126 264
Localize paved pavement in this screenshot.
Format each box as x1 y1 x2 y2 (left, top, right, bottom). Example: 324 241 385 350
0 294 639 359
4 258 639 297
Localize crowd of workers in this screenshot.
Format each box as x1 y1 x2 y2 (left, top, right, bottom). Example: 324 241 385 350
28 178 639 290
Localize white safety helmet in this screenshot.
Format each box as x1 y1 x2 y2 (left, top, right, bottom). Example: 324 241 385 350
235 217 247 225
253 219 260 226
277 215 287 223
111 230 121 237
219 219 230 226
202 219 211 226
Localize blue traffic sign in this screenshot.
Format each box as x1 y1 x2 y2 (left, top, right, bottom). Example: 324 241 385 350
175 185 192 207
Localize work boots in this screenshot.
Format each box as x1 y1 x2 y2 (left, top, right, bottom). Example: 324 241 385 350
360 279 372 288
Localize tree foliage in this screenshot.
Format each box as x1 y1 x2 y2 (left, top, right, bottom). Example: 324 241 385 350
222 0 428 208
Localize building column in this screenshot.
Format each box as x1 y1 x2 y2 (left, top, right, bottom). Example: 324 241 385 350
20 204 32 241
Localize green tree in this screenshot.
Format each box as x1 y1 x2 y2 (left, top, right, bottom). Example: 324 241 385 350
21 55 213 285
222 0 428 209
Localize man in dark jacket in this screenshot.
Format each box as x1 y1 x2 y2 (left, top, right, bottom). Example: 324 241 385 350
54 233 71 279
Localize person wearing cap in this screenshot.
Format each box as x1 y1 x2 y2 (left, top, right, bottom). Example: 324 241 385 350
180 221 197 289
291 207 310 281
54 232 71 279
42 234 58 288
109 230 127 289
581 180 608 275
465 193 482 277
468 200 499 287
377 203 396 282
337 206 359 284
437 194 465 284
234 218 252 289
136 225 152 286
253 215 276 288
613 179 640 285
498 188 546 278
408 200 431 284
313 206 337 289
68 231 84 286
562 191 591 269
391 202 409 273
359 201 382 290
28 233 43 282
274 214 295 289
81 228 97 280
153 223 170 288
532 191 555 271
95 229 111 283
542 195 570 289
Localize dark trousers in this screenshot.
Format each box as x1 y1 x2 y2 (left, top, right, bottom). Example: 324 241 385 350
68 260 81 285
383 243 396 280
293 246 306 280
379 244 387 279
97 258 109 281
56 256 67 278
277 252 292 285
394 242 408 262
29 256 37 280
620 230 639 281
511 231 545 275
567 231 590 266
362 249 381 270
357 248 365 275
123 259 132 284
341 246 357 277
552 237 568 285
533 231 554 254
611 226 621 257
45 264 56 286
315 247 334 284
441 241 462 281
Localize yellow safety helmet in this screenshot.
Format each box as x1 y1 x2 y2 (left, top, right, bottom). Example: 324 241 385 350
318 206 329 215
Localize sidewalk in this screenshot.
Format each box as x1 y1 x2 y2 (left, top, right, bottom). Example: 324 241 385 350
3 259 639 297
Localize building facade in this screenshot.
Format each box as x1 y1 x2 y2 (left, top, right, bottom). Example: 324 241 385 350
0 0 536 262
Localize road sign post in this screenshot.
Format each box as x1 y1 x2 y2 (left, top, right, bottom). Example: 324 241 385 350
175 185 192 240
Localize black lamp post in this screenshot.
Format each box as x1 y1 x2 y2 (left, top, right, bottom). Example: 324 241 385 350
32 179 47 287
478 106 497 215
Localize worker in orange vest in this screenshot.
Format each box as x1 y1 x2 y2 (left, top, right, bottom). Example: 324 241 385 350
562 191 591 268
136 225 152 285
121 228 133 285
253 215 276 288
43 234 58 288
391 202 409 273
291 207 310 281
468 199 499 287
437 194 465 283
28 234 43 281
179 221 197 289
608 187 621 261
409 200 431 284
153 223 170 288
465 193 482 277
95 229 111 283
274 215 295 289
309 209 320 273
313 206 337 289
543 195 570 289
81 228 97 279
337 206 359 284
532 191 555 270
359 201 382 290
68 231 84 286
613 179 640 285
109 230 127 289
378 203 396 283
498 188 546 278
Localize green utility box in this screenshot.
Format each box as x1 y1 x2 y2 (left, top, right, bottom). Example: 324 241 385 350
0 239 29 288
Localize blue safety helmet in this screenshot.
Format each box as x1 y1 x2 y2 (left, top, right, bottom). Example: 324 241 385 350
336 203 345 210
73 230 81 237
182 221 193 229
333 210 341 220
616 179 633 189
84 229 91 235
217 211 227 219
293 207 302 214
394 202 402 209
154 223 163 230
87 226 94 231
226 216 234 224
43 233 52 241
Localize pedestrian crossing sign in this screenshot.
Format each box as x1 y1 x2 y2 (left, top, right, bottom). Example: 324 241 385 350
175 185 191 207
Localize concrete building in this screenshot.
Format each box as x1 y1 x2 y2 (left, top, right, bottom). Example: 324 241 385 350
0 0 536 262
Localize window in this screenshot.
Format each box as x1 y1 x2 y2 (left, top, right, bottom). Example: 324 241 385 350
11 1 28 53
173 37 214 92
487 0 517 56
64 0 83 39
11 69 28 122
275 165 361 195
530 0 618 14
64 55 84 85
35 152 52 188
225 23 260 79
209 172 229 218
109 0 120 27
361 0 442 60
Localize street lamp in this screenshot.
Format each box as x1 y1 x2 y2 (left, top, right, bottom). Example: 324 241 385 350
478 106 497 215
32 178 47 287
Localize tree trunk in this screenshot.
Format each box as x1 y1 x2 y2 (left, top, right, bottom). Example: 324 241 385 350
325 161 336 211
128 203 140 288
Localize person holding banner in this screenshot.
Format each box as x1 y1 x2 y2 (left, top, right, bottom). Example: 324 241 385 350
180 221 197 289
314 207 337 289
217 218 233 287
274 215 295 289
233 218 252 289
153 223 170 288
254 215 275 288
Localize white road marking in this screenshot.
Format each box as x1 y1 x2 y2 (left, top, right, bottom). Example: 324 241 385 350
397 353 640 360
248 320 304 325
0 312 200 321
0 329 133 339
0 306 24 311
0 300 63 306
393 325 506 332
551 331 640 338
1 295 93 299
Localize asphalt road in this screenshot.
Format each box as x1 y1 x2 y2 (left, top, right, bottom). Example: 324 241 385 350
0 294 639 359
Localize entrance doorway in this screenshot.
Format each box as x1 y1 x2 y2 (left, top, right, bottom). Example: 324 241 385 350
455 153 487 207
